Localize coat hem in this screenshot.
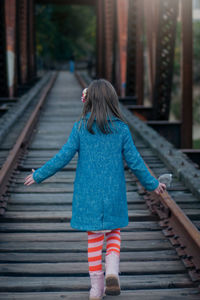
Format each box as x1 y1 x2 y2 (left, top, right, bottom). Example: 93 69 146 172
70 219 129 231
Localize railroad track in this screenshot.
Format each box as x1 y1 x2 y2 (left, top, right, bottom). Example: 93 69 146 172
0 71 199 299
0 72 54 170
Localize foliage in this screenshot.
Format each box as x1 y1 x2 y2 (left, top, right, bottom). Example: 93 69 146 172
171 20 200 126
173 21 200 80
193 95 200 125
193 139 200 149
35 4 96 62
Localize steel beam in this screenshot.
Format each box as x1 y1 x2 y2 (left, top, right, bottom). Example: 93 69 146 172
127 105 153 120
17 0 28 85
144 0 159 105
96 0 106 78
36 0 95 5
0 0 8 97
103 0 115 83
125 0 137 98
5 0 17 97
114 0 128 96
146 120 181 148
135 0 144 105
152 0 178 120
27 0 36 81
180 0 193 148
181 150 200 168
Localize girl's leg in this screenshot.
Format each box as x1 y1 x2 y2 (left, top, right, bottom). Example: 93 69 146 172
87 231 105 300
105 228 121 257
105 228 121 296
87 231 104 272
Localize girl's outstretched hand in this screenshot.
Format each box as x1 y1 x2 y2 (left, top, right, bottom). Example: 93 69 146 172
154 182 166 195
24 169 36 186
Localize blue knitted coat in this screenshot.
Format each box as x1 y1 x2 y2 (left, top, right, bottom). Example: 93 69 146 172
33 112 159 231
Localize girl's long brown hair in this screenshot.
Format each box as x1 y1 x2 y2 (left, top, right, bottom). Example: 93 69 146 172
78 79 128 134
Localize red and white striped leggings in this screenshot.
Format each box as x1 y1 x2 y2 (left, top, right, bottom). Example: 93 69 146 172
87 228 121 272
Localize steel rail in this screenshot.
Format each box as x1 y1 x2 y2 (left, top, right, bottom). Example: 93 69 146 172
0 72 58 215
143 167 200 282
75 70 200 283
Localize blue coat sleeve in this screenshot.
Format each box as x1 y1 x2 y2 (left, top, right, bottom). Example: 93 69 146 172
122 125 159 191
33 122 80 183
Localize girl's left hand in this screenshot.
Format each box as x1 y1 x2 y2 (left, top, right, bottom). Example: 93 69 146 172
154 182 166 195
24 169 36 186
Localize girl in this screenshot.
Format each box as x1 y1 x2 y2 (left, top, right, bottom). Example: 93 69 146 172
24 79 166 300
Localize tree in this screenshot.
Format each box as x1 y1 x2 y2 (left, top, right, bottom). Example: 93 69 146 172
36 4 96 63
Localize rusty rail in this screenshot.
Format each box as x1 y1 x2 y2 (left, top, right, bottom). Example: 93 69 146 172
0 72 57 215
75 70 200 283
143 168 200 282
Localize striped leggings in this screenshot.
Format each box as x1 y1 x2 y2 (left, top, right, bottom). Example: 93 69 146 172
87 229 121 272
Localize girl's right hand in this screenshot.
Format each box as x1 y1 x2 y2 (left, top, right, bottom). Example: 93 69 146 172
154 182 166 195
24 169 36 186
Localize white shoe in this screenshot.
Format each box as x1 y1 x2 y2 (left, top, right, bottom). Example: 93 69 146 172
105 252 121 295
89 270 105 300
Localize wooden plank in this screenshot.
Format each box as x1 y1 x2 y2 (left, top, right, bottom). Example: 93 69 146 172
0 210 158 222
0 239 172 252
0 274 193 292
180 209 200 219
6 203 148 211
24 151 78 158
12 181 136 190
0 150 9 157
0 231 165 242
6 191 145 204
6 197 146 205
16 175 136 183
0 221 161 232
179 203 200 209
0 261 186 275
168 193 200 203
8 184 139 193
9 193 145 205
0 250 179 263
0 288 200 300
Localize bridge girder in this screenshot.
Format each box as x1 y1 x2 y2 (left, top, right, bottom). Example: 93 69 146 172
0 0 193 148
0 0 8 97
36 0 95 5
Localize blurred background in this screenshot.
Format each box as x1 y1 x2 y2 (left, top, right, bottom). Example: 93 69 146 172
0 0 200 152
36 4 96 73
35 1 200 149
